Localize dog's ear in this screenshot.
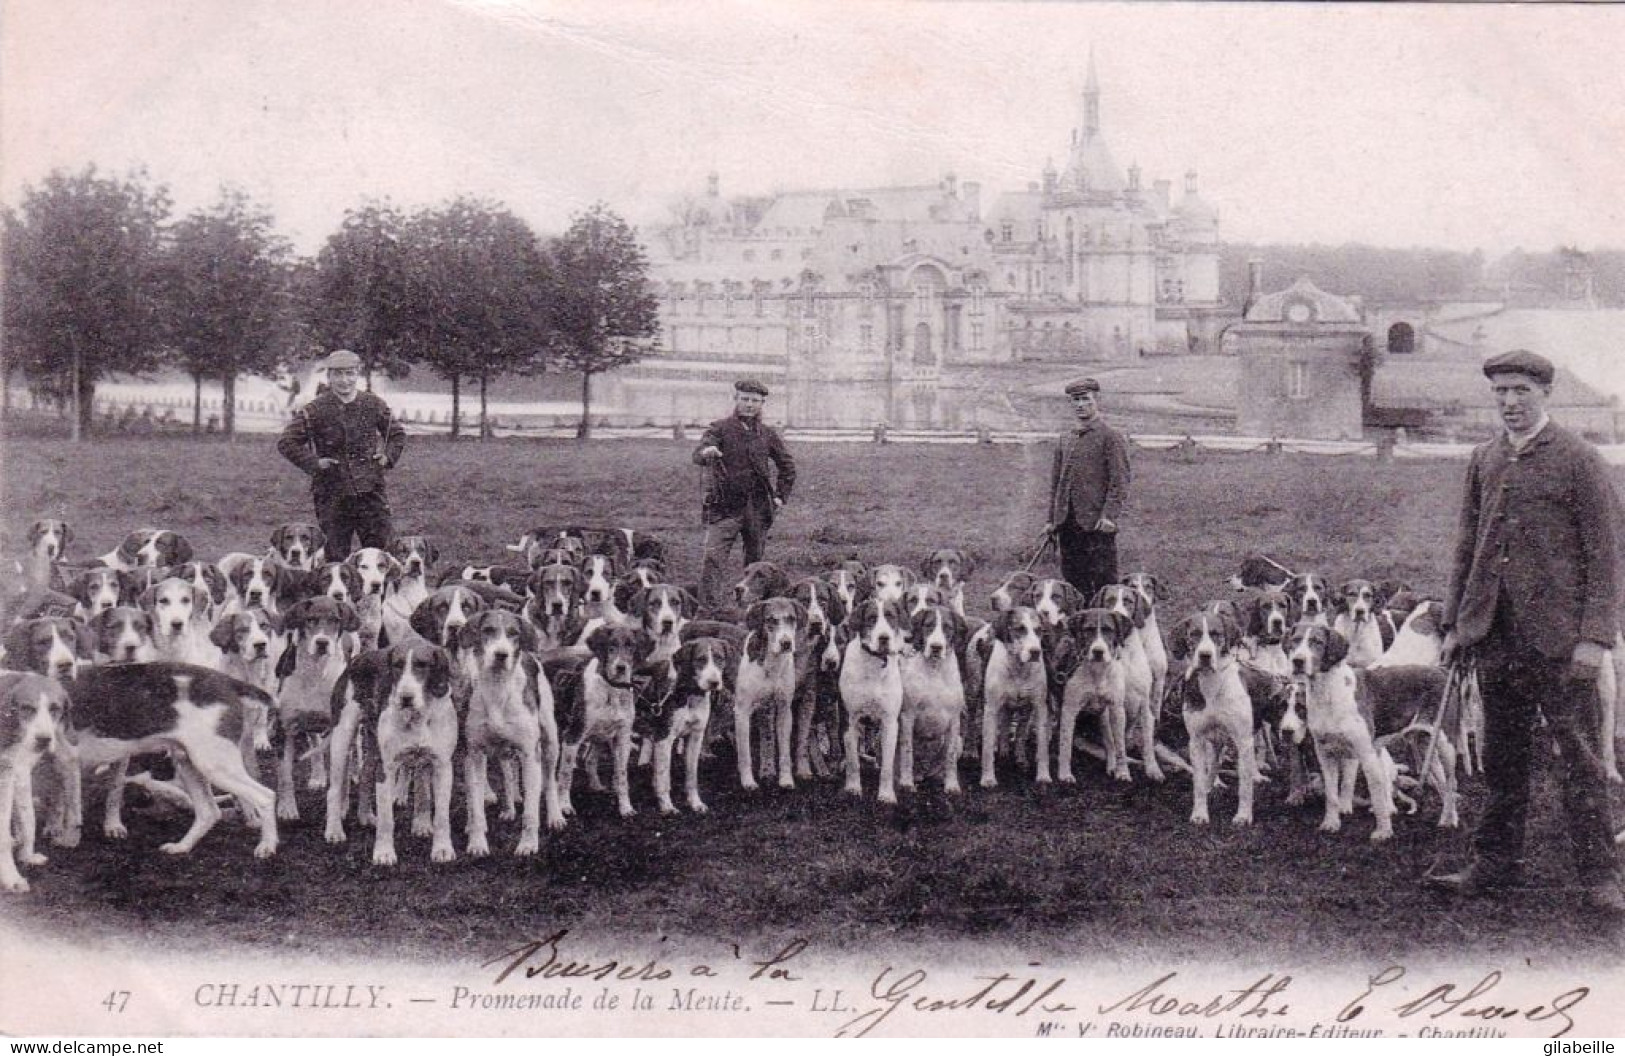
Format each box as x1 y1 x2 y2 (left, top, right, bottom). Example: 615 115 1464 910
633 628 656 661
1109 610 1133 645
71 619 96 662
585 624 615 663
1323 628 1350 669
428 647 453 699
136 584 158 613
308 526 326 553
337 600 361 634
168 534 195 566
1166 617 1193 661
190 584 212 615
457 613 484 653
788 600 808 631
678 588 699 620
744 601 767 638
61 523 75 547
622 584 649 618
516 618 539 655
408 599 438 641
1061 583 1086 613
991 608 1016 643
274 637 299 680
908 607 932 645
209 614 241 653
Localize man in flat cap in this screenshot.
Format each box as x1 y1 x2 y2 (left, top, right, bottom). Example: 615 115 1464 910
693 378 797 614
1431 349 1625 915
1044 377 1132 602
277 349 407 561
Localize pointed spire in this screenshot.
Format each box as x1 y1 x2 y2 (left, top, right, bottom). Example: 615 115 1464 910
1083 48 1101 136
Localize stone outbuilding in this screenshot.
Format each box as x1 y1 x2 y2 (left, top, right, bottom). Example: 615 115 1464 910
1227 272 1372 440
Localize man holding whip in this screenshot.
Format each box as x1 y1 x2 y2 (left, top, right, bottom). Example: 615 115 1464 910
693 378 797 616
1429 349 1624 916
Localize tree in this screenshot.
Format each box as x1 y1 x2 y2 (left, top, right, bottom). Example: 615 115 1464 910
2 166 171 439
398 197 550 438
545 203 661 439
307 201 413 384
160 189 298 435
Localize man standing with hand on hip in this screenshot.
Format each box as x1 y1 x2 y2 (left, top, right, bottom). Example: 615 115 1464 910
277 349 407 561
693 378 796 615
1430 349 1624 916
1045 377 1132 602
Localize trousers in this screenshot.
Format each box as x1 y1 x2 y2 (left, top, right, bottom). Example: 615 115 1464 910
314 491 394 562
1057 523 1119 605
1472 603 1618 881
698 505 769 614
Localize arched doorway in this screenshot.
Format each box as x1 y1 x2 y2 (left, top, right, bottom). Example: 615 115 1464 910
1387 322 1416 356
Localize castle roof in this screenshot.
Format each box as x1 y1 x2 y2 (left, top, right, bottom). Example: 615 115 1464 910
1244 277 1363 324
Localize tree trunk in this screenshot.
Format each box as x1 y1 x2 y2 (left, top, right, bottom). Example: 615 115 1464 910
577 371 592 440
74 356 94 440
69 345 82 442
479 370 489 440
223 372 237 437
193 375 203 433
450 375 461 438
2 359 13 415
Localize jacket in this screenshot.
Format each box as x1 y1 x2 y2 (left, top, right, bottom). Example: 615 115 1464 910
277 391 407 500
1048 419 1132 529
692 414 796 525
1442 421 1621 658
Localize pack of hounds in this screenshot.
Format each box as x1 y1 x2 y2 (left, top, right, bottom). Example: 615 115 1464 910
2 518 1621 893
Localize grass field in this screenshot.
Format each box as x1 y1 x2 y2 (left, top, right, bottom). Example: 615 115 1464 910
2 434 1623 964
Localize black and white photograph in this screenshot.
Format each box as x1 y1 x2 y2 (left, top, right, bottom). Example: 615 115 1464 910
3 0 1624 1041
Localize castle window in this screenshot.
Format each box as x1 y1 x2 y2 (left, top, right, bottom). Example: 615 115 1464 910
1287 361 1308 399
970 321 984 351
1388 322 1416 356
970 283 986 315
1001 222 1014 243
859 323 874 350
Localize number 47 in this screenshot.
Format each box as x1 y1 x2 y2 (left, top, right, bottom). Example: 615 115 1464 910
102 991 130 1013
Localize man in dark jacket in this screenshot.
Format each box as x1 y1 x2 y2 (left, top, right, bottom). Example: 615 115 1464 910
693 378 796 614
277 349 407 561
1430 349 1624 916
1044 377 1132 601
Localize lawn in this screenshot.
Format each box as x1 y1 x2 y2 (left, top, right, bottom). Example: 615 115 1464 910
1 434 1622 966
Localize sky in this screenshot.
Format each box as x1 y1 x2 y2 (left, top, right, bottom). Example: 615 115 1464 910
4 1 1624 257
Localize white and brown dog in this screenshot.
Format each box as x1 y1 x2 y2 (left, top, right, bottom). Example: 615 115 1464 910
457 609 564 855
96 529 194 572
3 617 95 682
1121 572 1170 718
88 606 158 664
642 636 735 815
68 567 123 620
554 625 658 817
838 597 907 803
323 642 460 865
0 672 70 892
140 576 222 669
1056 608 1134 783
732 597 806 791
1168 611 1259 826
273 596 360 819
1027 578 1087 632
270 523 324 572
1332 579 1386 669
209 608 283 754
1091 584 1165 783
66 662 279 858
1285 623 1395 841
864 564 915 608
979 606 1052 788
899 604 967 794
522 565 587 651
1285 572 1332 628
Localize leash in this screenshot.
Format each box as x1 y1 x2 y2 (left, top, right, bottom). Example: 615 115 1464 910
1258 554 1297 580
1021 529 1056 573
1415 659 1468 817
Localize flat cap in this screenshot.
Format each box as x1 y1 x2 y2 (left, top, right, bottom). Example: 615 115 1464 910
1482 349 1554 386
1064 377 1101 397
322 349 363 370
734 378 769 396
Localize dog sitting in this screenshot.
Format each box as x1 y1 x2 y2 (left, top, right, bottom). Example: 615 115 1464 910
1284 623 1395 841
789 576 845 780
139 576 222 668
1332 579 1386 669
323 642 460 865
899 604 967 794
1091 584 1166 783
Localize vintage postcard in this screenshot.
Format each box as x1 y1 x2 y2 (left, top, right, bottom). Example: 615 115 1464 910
2 0 1623 1040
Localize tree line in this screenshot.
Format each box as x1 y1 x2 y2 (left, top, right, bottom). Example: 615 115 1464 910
1 166 660 440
